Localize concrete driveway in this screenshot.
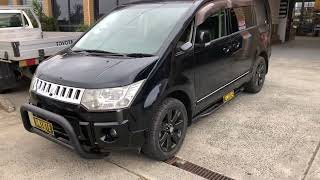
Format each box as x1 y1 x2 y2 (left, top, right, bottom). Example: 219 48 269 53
0 37 319 180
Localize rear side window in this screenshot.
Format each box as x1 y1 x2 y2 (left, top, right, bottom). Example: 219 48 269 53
229 6 255 33
254 0 269 25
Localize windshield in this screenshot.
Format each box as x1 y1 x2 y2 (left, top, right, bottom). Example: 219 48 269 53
0 13 28 28
72 3 191 55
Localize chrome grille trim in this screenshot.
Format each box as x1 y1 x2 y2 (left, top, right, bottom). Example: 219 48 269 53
32 78 85 105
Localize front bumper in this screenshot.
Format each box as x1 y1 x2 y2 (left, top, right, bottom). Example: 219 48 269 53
20 103 145 159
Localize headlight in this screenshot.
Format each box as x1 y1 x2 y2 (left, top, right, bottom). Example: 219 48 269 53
29 76 37 92
81 80 145 111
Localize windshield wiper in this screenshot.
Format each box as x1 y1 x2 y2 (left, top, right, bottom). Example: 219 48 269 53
73 49 126 57
126 53 155 58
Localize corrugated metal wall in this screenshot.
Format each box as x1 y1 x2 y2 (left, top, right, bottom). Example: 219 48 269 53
23 0 43 6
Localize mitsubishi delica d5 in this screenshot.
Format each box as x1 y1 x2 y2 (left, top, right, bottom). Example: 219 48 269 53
20 0 271 160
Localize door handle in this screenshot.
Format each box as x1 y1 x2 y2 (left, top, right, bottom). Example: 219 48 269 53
233 42 240 49
222 47 230 53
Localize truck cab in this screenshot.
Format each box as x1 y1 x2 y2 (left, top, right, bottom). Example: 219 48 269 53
0 8 42 41
0 9 34 28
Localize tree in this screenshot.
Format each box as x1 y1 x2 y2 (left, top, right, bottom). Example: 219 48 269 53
31 0 58 31
32 0 43 21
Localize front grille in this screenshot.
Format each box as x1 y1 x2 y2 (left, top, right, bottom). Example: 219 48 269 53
32 78 85 105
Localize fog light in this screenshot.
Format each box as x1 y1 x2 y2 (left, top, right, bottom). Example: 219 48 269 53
109 128 118 138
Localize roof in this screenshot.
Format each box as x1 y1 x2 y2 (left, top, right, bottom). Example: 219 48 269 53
122 0 253 8
0 10 23 13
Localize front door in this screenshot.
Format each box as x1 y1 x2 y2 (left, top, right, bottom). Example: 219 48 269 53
194 10 234 110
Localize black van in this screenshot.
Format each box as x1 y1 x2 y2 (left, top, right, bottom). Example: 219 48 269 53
20 0 271 160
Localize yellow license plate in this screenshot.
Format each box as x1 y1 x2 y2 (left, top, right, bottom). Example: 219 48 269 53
28 112 54 135
223 90 235 103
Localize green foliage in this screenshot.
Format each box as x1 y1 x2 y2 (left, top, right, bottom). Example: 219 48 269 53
76 24 90 32
32 0 43 19
31 0 58 31
41 16 58 31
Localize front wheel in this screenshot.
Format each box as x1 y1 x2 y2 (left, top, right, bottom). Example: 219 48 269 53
245 56 267 93
142 98 188 161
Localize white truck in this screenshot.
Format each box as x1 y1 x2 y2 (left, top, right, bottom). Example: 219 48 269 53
0 6 82 93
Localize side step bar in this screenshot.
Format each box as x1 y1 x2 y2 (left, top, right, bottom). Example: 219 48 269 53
193 87 245 122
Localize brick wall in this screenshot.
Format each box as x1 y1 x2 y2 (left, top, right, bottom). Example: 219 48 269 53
42 0 52 17
0 0 9 5
12 0 22 5
83 0 94 26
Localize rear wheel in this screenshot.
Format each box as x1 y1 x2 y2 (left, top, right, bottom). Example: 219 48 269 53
142 98 188 161
245 56 267 93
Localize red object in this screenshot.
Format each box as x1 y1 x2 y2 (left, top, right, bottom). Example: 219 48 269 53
26 58 37 66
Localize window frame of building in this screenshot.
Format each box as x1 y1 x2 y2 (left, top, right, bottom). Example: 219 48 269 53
52 0 84 32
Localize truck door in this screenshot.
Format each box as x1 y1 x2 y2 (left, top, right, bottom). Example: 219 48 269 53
194 9 234 109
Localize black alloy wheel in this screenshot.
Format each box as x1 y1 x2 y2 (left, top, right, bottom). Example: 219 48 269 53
256 61 266 87
142 98 188 161
159 109 184 152
245 56 267 93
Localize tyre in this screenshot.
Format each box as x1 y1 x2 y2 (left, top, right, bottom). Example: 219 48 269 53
245 56 267 93
142 98 188 161
0 62 19 94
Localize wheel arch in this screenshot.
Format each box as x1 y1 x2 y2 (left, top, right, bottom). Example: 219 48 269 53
166 90 193 125
258 51 269 74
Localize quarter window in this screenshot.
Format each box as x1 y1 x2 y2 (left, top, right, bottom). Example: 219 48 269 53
230 6 255 33
177 21 194 50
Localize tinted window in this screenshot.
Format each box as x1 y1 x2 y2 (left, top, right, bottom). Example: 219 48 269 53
196 10 226 42
0 13 28 28
73 4 191 55
230 6 255 33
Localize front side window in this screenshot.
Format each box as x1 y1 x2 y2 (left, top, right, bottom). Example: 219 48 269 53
196 10 226 43
0 13 28 28
230 6 255 33
73 3 191 55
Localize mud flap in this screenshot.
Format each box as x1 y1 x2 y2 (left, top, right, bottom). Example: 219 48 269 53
0 62 18 92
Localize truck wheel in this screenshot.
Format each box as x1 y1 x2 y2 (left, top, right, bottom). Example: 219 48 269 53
245 56 267 93
142 98 188 161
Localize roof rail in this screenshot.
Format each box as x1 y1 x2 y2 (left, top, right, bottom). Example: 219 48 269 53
0 5 32 10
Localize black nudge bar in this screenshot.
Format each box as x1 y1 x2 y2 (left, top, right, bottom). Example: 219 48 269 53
20 104 104 159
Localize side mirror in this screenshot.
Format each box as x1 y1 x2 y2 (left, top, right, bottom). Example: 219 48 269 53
180 42 193 51
196 30 211 44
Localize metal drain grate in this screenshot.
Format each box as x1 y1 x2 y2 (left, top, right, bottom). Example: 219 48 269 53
165 157 234 180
